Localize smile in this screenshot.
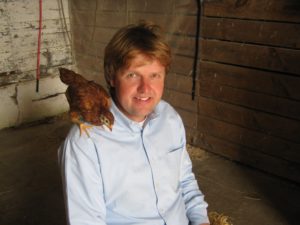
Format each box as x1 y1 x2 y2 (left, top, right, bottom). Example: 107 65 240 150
135 97 151 101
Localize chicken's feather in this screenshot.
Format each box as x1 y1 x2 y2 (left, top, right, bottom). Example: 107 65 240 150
59 68 114 132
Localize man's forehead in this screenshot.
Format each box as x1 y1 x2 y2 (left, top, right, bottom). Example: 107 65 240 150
127 54 164 69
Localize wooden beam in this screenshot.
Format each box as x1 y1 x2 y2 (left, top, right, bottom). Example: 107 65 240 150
199 80 300 121
199 61 300 100
203 0 300 23
201 39 300 75
195 132 300 183
201 17 300 49
197 114 300 163
198 96 300 143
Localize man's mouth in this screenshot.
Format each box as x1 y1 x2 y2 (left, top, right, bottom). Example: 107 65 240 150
135 96 151 101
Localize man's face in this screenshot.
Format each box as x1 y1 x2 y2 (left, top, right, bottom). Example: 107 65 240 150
111 54 166 122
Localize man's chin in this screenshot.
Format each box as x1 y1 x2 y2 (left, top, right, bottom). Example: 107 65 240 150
129 108 155 121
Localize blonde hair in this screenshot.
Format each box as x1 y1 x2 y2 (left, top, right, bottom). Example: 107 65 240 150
104 21 171 94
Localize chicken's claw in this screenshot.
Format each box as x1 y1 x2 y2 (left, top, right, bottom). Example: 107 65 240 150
78 123 93 137
71 116 93 137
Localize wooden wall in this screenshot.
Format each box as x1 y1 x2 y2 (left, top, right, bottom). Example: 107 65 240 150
197 0 300 183
70 0 300 183
70 0 201 140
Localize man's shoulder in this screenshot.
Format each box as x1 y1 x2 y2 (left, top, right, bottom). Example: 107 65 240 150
156 100 182 122
65 124 96 145
153 100 186 138
157 100 176 113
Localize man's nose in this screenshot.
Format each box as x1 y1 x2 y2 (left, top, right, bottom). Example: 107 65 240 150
137 77 151 93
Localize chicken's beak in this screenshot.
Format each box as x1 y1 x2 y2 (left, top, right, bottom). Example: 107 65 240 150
107 124 113 131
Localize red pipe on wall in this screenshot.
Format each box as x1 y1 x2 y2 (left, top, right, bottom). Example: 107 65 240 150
36 0 42 92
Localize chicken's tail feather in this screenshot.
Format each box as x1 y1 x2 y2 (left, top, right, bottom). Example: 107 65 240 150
59 68 87 85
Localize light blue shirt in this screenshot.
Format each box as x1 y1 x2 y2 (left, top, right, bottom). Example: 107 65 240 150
59 100 209 225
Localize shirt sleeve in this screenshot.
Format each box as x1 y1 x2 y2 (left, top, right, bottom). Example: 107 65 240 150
58 126 107 225
178 120 210 225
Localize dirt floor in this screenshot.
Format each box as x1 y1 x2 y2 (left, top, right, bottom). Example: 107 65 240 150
0 117 299 225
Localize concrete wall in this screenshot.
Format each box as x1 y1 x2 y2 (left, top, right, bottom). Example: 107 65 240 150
0 75 68 128
0 0 73 129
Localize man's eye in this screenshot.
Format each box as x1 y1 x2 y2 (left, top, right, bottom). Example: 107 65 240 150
151 73 161 79
127 72 137 78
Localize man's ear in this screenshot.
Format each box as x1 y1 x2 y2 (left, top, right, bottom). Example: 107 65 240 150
110 79 115 87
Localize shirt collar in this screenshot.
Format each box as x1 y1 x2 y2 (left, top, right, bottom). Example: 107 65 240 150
110 100 160 133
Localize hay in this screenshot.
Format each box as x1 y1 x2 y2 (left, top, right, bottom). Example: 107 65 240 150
208 212 233 225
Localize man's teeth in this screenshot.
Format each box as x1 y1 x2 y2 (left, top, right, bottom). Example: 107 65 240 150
136 97 150 101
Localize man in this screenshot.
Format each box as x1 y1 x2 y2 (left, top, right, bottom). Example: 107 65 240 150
59 21 210 225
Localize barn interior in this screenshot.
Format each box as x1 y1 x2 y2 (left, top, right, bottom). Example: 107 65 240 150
0 0 299 225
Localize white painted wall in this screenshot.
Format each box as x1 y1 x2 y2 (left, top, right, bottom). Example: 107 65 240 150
0 0 73 129
0 75 69 129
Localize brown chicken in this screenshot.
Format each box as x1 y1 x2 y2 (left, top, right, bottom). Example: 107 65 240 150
59 68 114 137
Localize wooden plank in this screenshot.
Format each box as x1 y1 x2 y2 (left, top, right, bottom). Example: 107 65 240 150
12 47 72 73
163 89 198 113
198 96 300 143
92 27 118 44
75 53 103 77
166 15 197 36
128 12 174 32
7 0 69 22
95 12 127 28
201 17 300 49
177 108 198 129
165 73 194 94
72 10 96 26
203 0 300 23
127 0 173 13
170 55 194 75
199 61 300 100
200 80 300 121
10 19 70 33
77 67 106 86
1 0 71 86
197 114 300 163
185 126 199 145
200 39 300 75
195 132 300 183
70 0 98 10
0 52 14 74
168 34 196 57
11 31 71 52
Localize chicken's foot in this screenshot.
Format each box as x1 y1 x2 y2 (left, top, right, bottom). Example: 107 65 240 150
72 117 93 137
